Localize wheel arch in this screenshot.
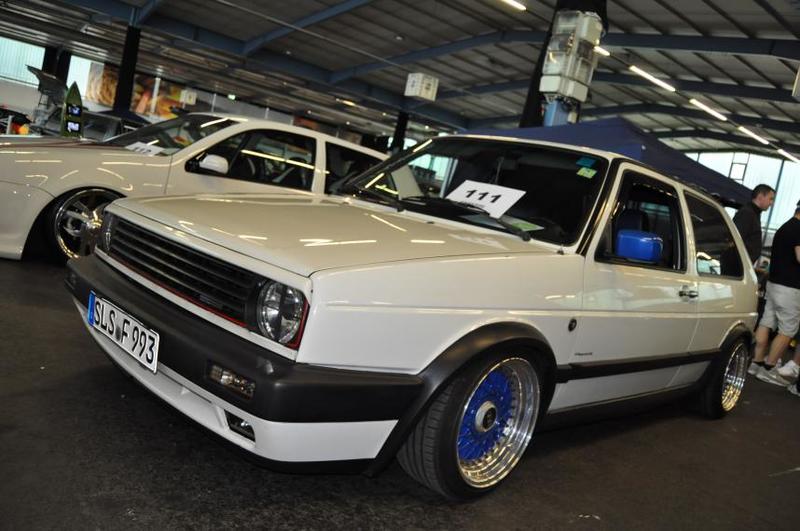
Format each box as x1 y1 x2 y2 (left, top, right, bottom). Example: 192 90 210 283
696 322 753 388
23 185 124 258
719 322 753 357
364 321 557 476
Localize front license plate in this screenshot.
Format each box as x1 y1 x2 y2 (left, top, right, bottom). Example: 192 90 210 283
88 291 160 373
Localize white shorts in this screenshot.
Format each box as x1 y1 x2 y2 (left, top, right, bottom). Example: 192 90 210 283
760 282 800 337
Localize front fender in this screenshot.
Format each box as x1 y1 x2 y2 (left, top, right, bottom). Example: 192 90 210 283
364 321 556 475
0 181 54 259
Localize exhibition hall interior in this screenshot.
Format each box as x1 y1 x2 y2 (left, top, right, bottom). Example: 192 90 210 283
1 0 800 528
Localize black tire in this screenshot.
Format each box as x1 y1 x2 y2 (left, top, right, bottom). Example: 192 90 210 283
397 352 542 500
44 188 119 263
698 339 749 419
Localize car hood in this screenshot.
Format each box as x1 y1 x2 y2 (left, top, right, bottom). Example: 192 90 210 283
113 193 552 276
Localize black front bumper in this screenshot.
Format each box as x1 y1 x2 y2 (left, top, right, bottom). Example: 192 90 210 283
65 255 423 424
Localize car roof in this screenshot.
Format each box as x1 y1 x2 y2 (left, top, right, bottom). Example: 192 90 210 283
195 112 386 159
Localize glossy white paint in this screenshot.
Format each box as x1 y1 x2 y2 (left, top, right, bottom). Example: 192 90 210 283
82 140 758 464
115 192 546 276
682 191 758 353
75 301 396 462
0 114 385 259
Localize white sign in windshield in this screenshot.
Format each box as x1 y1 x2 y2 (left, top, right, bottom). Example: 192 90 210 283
125 141 165 156
445 179 526 219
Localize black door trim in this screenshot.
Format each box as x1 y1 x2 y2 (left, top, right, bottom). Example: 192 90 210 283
556 349 719 383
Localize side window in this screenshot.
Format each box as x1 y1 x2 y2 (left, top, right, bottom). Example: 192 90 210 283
204 132 248 173
685 194 744 278
596 171 685 271
325 143 382 193
237 130 316 190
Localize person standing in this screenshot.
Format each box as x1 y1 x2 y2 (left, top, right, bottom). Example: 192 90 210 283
733 184 775 265
750 201 800 382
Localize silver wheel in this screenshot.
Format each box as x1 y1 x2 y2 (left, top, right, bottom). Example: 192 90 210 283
52 189 117 259
721 343 748 411
456 357 539 489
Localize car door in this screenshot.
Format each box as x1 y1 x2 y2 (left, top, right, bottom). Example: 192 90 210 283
551 164 698 410
678 192 757 385
166 128 322 196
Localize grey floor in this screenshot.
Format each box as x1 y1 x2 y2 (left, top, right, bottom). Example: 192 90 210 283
2 258 800 530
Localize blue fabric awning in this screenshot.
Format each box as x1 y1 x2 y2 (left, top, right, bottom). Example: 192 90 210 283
466 117 751 207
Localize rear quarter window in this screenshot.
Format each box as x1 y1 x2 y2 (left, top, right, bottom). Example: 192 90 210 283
684 194 744 279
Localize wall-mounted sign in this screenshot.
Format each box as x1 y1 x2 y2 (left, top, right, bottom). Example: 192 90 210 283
61 82 83 138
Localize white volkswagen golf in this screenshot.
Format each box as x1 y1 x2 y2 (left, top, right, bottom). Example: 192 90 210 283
65 134 757 499
0 113 384 260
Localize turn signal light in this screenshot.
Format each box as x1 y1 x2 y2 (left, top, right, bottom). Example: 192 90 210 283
208 363 255 399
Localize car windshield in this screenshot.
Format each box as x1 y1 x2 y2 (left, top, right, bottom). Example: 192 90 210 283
102 114 236 155
342 137 609 245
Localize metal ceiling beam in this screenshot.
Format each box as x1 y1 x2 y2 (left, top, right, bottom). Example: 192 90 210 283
331 31 545 83
57 0 136 22
438 72 798 103
654 130 800 152
242 0 375 56
134 0 162 25
581 104 800 134
592 72 799 103
331 30 800 82
55 0 468 128
469 103 800 131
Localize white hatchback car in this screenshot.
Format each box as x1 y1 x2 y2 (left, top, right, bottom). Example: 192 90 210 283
65 134 757 499
0 113 385 260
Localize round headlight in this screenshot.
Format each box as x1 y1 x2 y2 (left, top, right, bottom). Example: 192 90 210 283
256 281 305 345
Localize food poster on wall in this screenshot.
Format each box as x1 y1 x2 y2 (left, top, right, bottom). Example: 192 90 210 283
85 62 208 118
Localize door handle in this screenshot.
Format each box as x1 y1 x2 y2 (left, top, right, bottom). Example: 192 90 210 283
679 286 699 299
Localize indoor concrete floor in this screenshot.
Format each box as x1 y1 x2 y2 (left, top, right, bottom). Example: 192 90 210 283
2 258 800 530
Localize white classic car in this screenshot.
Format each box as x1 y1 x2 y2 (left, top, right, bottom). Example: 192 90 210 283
65 135 757 499
0 113 385 260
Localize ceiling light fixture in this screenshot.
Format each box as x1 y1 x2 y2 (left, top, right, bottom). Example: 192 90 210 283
629 65 676 92
338 98 357 107
594 45 611 57
778 149 800 164
500 0 526 10
689 98 728 121
738 126 770 145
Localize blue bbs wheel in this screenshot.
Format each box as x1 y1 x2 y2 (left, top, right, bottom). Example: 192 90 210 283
456 358 539 488
397 354 541 499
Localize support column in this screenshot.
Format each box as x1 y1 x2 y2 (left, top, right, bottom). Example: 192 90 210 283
519 0 608 128
41 46 59 76
55 50 71 82
390 111 409 152
518 34 550 128
113 26 141 113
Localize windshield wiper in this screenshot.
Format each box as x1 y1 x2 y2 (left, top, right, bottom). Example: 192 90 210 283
339 182 405 212
403 196 531 242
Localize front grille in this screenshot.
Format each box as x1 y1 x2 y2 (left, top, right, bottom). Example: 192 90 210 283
107 218 262 324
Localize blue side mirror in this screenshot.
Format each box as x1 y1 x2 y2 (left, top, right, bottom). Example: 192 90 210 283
616 229 663 263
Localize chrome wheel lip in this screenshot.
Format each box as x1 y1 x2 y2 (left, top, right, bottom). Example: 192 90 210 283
54 189 115 260
721 343 748 412
456 357 539 489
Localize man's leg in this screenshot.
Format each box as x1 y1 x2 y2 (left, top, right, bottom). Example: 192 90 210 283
765 334 792 367
753 325 771 362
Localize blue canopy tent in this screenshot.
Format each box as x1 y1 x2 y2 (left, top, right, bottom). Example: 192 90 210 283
467 117 751 207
